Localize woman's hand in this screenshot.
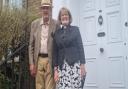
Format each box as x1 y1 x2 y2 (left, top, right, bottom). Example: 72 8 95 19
54 67 59 83
80 64 87 79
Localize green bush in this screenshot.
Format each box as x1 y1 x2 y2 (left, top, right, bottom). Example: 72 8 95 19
0 7 38 88
0 71 11 89
0 7 38 60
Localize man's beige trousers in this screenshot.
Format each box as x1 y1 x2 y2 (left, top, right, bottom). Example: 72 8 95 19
36 57 55 89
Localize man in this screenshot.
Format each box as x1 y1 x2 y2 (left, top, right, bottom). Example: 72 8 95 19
29 0 58 89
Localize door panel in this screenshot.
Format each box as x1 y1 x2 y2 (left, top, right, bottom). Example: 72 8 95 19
107 11 122 43
106 0 120 7
82 16 97 45
85 58 98 87
108 56 125 88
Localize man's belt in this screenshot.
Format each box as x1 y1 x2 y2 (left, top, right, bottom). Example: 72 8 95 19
39 53 48 57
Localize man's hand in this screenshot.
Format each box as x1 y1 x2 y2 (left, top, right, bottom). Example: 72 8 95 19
54 67 59 83
30 64 36 77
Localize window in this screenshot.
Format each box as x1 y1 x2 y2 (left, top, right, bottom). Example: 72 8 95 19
10 0 23 9
3 0 23 9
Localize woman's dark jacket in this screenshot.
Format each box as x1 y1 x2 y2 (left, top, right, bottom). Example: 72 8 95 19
52 25 85 68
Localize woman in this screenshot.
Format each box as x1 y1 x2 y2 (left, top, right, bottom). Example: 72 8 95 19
53 7 87 89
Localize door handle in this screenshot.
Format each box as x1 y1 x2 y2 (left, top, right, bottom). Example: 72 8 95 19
125 22 128 27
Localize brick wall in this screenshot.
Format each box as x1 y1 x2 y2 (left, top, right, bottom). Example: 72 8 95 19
27 0 41 16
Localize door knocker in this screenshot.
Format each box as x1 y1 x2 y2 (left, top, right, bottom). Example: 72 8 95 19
98 15 103 26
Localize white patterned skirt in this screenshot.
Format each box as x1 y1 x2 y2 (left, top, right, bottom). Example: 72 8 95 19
56 61 82 89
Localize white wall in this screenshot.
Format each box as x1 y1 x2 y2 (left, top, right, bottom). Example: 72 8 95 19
52 0 79 26
52 0 61 20
52 0 69 20
67 0 80 26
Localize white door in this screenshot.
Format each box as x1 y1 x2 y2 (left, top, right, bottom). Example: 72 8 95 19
79 0 100 88
79 0 128 89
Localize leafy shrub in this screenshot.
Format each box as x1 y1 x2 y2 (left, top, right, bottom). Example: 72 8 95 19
0 7 38 60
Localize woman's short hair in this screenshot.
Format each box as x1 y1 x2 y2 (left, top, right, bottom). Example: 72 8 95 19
58 7 72 25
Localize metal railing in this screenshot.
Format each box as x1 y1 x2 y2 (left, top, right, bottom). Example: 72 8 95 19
0 41 30 89
0 33 35 89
